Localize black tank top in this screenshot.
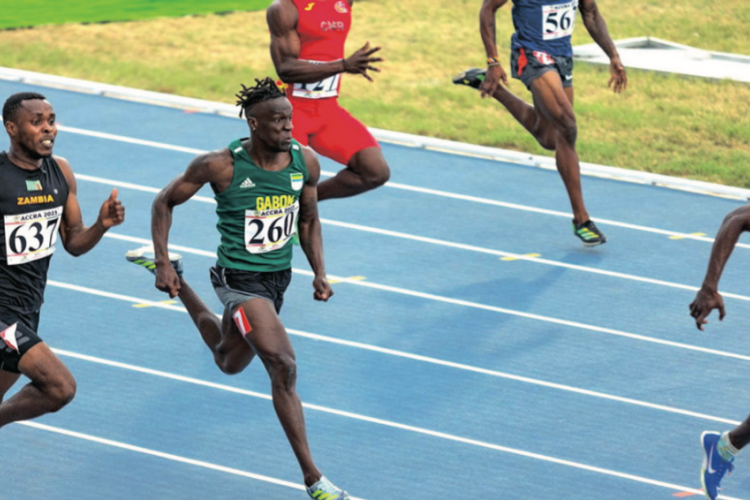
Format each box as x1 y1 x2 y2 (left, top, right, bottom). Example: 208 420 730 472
0 152 69 313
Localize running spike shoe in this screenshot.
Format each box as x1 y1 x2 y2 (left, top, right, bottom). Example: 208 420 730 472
452 68 486 90
125 245 183 275
573 220 607 247
306 476 350 500
701 431 735 500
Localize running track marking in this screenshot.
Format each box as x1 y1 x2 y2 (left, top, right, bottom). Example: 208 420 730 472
78 233 750 361
28 352 744 500
79 175 750 303
47 279 744 425
58 125 750 249
16 421 356 498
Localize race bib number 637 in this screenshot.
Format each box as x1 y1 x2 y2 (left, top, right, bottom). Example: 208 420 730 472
4 206 63 265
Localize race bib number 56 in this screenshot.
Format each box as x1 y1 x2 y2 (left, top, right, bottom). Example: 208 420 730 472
245 201 299 254
4 206 63 265
542 1 577 40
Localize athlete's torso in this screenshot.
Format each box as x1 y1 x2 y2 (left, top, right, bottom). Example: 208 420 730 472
215 139 309 273
0 152 69 313
287 0 352 101
511 0 579 57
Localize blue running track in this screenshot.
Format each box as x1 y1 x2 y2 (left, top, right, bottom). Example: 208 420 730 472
1 79 750 500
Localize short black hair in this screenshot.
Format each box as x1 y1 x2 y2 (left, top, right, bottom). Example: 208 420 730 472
235 78 285 118
2 92 47 124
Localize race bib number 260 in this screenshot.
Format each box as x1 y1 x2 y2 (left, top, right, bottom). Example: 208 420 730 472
542 1 577 40
4 206 63 265
245 201 299 254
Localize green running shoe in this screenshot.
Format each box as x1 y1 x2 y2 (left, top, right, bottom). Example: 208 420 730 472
573 220 607 247
452 68 486 90
125 245 183 275
306 476 350 500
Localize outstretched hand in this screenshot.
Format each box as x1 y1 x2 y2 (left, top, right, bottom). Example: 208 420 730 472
689 288 726 331
343 42 383 82
313 275 333 302
479 64 507 98
608 58 628 93
98 188 125 229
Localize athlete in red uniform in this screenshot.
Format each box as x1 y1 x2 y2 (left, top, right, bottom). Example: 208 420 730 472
267 0 390 201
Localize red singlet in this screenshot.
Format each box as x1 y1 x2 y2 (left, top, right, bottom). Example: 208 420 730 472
287 0 379 165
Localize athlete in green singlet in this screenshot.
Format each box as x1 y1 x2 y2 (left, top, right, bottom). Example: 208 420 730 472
126 79 350 500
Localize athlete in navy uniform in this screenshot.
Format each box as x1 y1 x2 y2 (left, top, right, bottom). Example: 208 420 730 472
689 205 750 499
0 92 124 430
454 0 627 246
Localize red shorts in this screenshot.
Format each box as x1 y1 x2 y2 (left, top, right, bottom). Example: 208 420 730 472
289 98 379 166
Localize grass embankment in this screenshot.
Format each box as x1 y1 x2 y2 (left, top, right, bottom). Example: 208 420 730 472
0 0 748 186
0 0 270 29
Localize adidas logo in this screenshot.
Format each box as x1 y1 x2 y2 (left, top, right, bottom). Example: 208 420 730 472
239 177 256 189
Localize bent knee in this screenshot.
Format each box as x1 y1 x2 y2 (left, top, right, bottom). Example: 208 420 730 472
362 164 390 190
552 115 577 144
536 133 557 151
47 378 76 412
266 354 298 388
215 349 251 376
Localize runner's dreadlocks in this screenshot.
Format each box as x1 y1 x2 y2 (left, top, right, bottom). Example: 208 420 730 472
236 78 285 118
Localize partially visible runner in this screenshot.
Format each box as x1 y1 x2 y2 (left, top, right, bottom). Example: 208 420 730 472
689 205 750 500
126 79 349 499
453 0 627 246
267 0 391 201
0 92 124 429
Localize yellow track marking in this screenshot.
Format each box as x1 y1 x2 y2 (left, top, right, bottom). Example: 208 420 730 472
500 253 541 261
133 300 178 308
328 276 366 284
669 232 706 240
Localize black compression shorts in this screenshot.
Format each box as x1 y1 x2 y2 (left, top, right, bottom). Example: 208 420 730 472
0 307 43 373
511 47 573 90
211 266 292 315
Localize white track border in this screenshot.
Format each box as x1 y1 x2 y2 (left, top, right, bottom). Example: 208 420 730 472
2 65 749 201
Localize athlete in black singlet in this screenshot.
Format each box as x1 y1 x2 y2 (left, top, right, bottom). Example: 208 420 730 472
0 92 124 430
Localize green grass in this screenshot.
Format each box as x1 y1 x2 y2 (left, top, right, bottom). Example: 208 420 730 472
0 0 271 29
0 0 748 187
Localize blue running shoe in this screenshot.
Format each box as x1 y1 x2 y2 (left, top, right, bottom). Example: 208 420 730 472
701 431 735 499
306 476 350 500
125 246 183 275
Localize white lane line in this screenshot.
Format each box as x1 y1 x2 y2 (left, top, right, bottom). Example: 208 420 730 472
28 355 743 500
16 421 362 498
77 174 750 303
319 219 750 303
61 127 748 248
47 279 743 425
74 231 750 362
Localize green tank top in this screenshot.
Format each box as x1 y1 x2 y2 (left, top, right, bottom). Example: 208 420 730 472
215 138 309 272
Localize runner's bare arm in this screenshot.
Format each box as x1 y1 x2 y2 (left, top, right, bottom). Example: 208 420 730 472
690 205 750 330
57 156 125 256
479 0 510 97
297 147 332 301
151 150 233 296
579 0 627 93
267 0 382 84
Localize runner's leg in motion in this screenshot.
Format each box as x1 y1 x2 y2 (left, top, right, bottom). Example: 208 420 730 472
0 343 75 428
236 297 322 486
529 71 588 224
178 277 256 374
317 146 390 200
